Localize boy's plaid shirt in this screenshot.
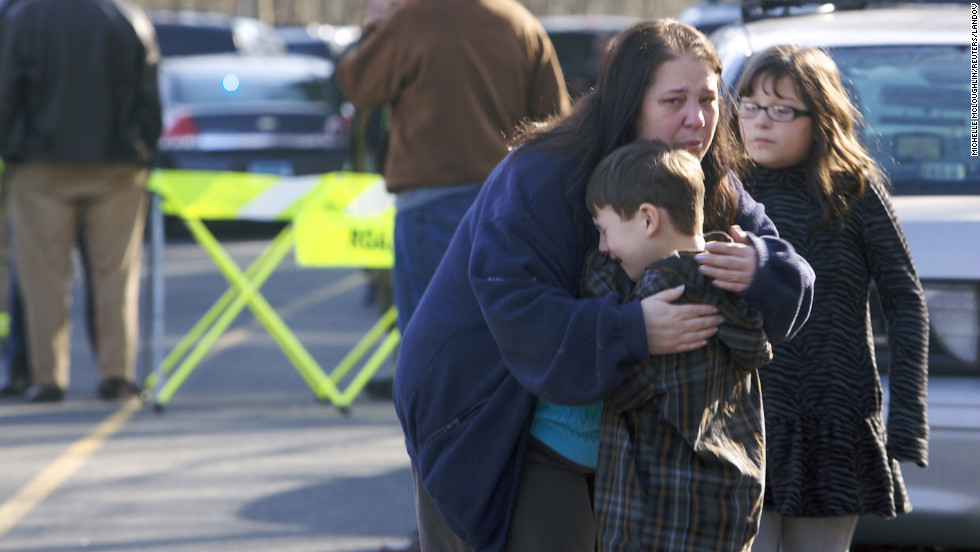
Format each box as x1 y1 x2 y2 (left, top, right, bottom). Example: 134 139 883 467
584 235 773 552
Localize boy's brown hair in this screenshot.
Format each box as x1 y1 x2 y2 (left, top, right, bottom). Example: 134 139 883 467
586 139 705 235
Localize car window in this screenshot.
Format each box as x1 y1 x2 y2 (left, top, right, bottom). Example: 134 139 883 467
828 45 977 197
169 71 333 105
548 31 614 98
155 25 237 57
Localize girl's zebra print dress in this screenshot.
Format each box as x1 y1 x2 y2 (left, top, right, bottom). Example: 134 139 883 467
747 163 929 518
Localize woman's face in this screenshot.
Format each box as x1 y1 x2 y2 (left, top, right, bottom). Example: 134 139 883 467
636 55 720 160
738 75 813 169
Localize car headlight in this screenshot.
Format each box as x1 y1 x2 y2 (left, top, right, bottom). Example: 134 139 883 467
870 280 979 377
923 281 980 370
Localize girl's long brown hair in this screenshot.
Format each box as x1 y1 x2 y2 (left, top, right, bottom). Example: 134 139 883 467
736 44 883 230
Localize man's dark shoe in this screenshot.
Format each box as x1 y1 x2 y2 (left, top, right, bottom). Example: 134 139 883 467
24 384 65 403
97 378 138 401
364 377 394 400
0 378 31 398
379 530 421 552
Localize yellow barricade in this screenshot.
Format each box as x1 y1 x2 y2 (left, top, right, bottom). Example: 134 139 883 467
144 169 398 412
294 173 394 269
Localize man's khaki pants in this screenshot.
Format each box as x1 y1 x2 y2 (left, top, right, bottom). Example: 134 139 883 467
8 162 148 389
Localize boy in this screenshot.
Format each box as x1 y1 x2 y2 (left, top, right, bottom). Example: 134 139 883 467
586 140 773 552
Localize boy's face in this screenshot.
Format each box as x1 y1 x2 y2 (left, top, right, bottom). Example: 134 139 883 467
593 205 655 282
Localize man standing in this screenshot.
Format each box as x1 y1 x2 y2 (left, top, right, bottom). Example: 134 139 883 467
0 0 162 403
336 0 570 340
336 2 568 549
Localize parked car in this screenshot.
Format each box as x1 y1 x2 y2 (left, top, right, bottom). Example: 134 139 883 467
150 10 286 57
541 14 639 99
710 2 979 548
277 23 361 61
677 0 830 34
155 54 351 177
677 0 743 34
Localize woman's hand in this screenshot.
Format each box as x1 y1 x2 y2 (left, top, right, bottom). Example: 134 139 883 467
694 225 758 293
640 286 723 355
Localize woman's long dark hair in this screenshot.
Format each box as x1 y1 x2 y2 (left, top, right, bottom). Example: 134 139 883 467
512 19 742 230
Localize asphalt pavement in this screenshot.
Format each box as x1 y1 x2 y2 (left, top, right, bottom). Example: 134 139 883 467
0 228 417 552
2 225 962 552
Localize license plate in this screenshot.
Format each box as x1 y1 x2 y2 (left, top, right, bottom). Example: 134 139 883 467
247 160 294 175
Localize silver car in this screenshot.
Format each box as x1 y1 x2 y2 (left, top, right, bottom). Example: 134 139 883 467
155 54 351 177
710 3 979 548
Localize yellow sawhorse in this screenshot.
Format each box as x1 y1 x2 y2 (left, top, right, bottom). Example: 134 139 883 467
142 170 398 413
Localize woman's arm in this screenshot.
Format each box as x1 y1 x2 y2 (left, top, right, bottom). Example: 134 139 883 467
465 153 654 405
695 177 815 344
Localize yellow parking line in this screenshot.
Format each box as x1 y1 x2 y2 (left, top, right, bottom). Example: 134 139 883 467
0 397 142 537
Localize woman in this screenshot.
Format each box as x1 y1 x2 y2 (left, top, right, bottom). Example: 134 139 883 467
734 45 928 552
393 20 815 552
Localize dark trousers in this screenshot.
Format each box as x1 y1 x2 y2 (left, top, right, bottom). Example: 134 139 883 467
413 438 596 551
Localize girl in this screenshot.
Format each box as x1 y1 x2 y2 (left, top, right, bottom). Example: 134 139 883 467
735 45 929 552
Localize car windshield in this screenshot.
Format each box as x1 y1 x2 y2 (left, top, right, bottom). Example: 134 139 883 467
155 25 237 57
548 32 612 98
170 70 333 105
829 44 977 197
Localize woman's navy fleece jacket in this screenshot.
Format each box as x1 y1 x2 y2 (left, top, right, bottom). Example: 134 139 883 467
392 146 814 551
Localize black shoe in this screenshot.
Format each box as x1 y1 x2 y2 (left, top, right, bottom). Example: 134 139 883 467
0 378 31 398
97 378 138 401
379 530 421 552
364 377 394 400
24 384 65 403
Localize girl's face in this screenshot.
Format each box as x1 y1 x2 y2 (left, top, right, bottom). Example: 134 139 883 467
636 55 720 161
738 75 813 168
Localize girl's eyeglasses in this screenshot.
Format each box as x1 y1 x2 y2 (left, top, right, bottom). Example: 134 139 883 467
737 100 812 122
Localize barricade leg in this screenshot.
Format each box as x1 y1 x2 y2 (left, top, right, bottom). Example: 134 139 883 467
145 170 400 411
144 221 294 396
336 326 400 409
154 217 347 409
152 218 306 407
329 306 397 383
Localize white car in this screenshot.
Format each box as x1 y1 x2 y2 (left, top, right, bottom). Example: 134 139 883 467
710 2 980 548
150 10 287 58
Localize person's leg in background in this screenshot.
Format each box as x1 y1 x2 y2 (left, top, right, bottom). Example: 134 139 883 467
391 184 481 334
74 224 101 364
367 184 481 399
752 510 783 552
752 512 859 552
0 168 10 357
0 268 31 397
80 163 148 400
780 515 858 552
0 168 30 397
380 184 480 552
9 163 81 402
